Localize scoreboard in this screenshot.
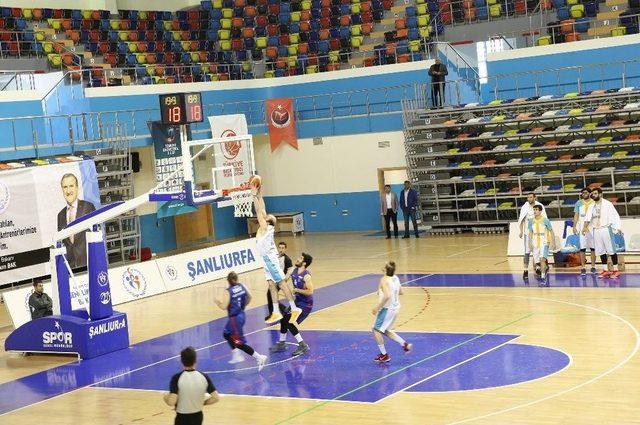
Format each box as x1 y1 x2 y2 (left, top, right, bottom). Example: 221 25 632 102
159 92 203 125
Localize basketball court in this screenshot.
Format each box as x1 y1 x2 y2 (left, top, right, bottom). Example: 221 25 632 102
1 233 639 424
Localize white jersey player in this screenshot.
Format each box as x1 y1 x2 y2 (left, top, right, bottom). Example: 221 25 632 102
573 187 597 275
518 193 546 280
371 261 412 363
252 185 302 324
584 187 623 279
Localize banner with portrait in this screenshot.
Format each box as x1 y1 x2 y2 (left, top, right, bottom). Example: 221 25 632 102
0 160 100 285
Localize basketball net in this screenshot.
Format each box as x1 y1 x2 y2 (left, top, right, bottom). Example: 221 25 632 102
229 189 254 217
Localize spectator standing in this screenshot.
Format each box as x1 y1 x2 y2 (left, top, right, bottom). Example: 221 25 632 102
164 347 220 425
400 181 420 238
380 185 399 239
428 58 448 108
28 280 53 320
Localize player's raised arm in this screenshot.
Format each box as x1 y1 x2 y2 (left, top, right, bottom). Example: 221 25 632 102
252 187 268 230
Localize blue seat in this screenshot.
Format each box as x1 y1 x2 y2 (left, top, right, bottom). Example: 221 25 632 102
118 42 128 54
408 28 420 39
233 7 244 17
267 36 279 46
176 11 187 20
476 6 488 20
255 27 266 36
407 16 418 28
71 9 82 20
352 14 361 24
329 27 340 38
244 37 255 49
181 52 192 64
207 29 218 41
318 40 329 53
278 45 288 56
147 42 156 52
126 54 137 65
172 41 182 51
584 1 598 17
406 6 417 16
311 19 320 31
275 69 286 77
557 7 569 20
279 13 291 24
163 11 173 20
211 9 222 20
100 19 110 30
163 31 173 42
281 2 291 12
312 8 321 18
244 16 255 26
574 18 589 32
290 22 300 33
135 65 147 77
411 52 423 61
109 30 119 42
201 1 213 10
308 40 318 52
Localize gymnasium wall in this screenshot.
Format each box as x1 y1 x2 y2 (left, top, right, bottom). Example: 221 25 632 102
483 34 640 100
0 1 201 12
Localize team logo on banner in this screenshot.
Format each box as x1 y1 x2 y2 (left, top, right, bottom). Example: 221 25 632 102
122 267 148 298
98 271 109 287
265 98 298 152
0 181 10 214
221 129 242 160
165 265 178 281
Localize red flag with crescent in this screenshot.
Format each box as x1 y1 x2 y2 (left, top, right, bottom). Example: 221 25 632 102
265 98 298 151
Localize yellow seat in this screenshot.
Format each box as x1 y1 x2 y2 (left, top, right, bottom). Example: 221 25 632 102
351 36 363 48
537 35 552 45
42 41 54 53
611 26 626 36
218 29 230 40
208 73 219 81
48 53 61 67
490 4 501 17
242 61 251 71
146 65 156 75
301 1 312 10
487 0 497 4
417 4 428 15
289 33 300 44
419 26 431 38
329 50 339 62
306 65 319 74
127 42 138 53
291 11 301 22
567 0 578 5
48 19 61 30
172 31 182 41
256 37 267 48
35 31 46 42
213 0 223 8
136 53 146 63
570 4 584 18
287 56 297 67
139 11 148 19
221 18 232 29
220 40 231 50
418 15 429 26
23 9 33 19
288 44 298 55
110 20 120 30
351 25 361 36
416 0 426 4
118 31 128 41
264 70 275 78
351 4 361 13
81 10 91 19
222 8 233 18
190 52 199 62
409 40 421 52
163 21 172 31
181 41 191 51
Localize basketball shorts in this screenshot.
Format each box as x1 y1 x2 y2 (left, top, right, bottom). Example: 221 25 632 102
373 307 398 333
223 312 247 345
531 245 550 263
263 254 285 282
580 230 595 251
523 233 531 255
594 227 615 256
280 303 313 325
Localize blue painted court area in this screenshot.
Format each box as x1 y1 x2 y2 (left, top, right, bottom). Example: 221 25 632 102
1 271 624 416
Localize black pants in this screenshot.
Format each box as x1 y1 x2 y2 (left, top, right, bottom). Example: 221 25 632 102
431 81 445 108
384 209 398 237
403 208 419 237
175 411 203 425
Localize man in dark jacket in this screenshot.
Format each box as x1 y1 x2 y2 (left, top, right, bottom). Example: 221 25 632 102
57 173 96 269
28 280 53 319
399 180 420 238
428 58 448 108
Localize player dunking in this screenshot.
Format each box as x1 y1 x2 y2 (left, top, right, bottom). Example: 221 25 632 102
371 261 412 363
270 252 314 357
215 272 267 370
252 183 302 324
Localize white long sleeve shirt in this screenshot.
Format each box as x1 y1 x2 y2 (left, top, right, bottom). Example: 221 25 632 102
518 201 546 226
586 199 622 231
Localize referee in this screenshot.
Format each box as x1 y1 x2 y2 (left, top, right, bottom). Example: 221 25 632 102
164 347 220 425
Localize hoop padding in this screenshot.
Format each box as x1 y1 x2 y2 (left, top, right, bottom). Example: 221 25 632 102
230 189 254 217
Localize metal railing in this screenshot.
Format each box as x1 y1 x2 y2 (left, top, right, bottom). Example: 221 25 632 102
0 70 36 91
0 30 40 59
435 0 552 28
489 11 640 50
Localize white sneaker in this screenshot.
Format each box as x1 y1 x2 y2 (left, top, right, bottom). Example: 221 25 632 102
256 354 267 372
228 351 245 364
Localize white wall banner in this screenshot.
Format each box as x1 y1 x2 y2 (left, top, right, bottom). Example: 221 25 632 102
207 114 251 192
0 160 100 285
507 218 640 256
157 238 263 291
3 238 263 329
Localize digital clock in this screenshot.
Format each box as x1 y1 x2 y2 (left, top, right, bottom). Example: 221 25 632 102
159 92 203 125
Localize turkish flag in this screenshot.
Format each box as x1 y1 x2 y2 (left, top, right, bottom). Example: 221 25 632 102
265 98 298 151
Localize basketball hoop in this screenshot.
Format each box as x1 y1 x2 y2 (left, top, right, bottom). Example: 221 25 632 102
227 188 254 217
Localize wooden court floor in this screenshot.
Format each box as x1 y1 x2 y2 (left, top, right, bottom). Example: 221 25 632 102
1 233 639 424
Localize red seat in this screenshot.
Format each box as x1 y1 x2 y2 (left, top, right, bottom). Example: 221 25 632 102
327 62 340 71
320 17 331 28
361 12 373 23
120 20 130 30
198 51 207 61
137 20 147 30
514 0 526 14
243 27 254 38
560 19 575 34
464 7 476 20
268 4 280 14
319 29 329 39
440 10 452 24
300 21 310 31
11 8 22 18
146 52 157 63
364 57 375 67
232 17 243 28
105 53 117 65
244 6 257 16
66 30 80 42
362 23 373 35
62 19 72 30
218 73 229 81
382 0 393 9
300 10 311 20
147 11 157 20
321 7 331 18
171 20 180 30
140 247 152 262
90 10 101 20
279 34 290 45
267 24 279 36
361 2 371 12
206 63 217 73
81 19 92 29
276 58 287 68
89 30 100 42
181 31 190 41
298 42 309 54
266 46 278 59
98 42 110 54
340 15 351 26
232 38 244 50
256 15 268 27
188 10 200 20
321 0 331 7
129 31 139 41
137 41 147 52
52 9 63 19
188 20 201 31
329 38 340 50
395 18 406 30
145 30 155 41
397 53 410 63
234 0 247 6
565 32 581 42
33 8 44 20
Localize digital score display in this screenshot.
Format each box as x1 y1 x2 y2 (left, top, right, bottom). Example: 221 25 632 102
159 92 203 125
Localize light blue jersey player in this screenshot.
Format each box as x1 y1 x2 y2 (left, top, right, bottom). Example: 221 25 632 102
573 187 597 275
527 205 556 283
252 182 301 324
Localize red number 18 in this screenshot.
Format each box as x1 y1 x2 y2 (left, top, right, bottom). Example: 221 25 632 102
191 105 201 121
170 106 181 123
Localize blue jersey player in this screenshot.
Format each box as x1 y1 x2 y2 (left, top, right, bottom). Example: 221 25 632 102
270 253 314 357
215 272 267 371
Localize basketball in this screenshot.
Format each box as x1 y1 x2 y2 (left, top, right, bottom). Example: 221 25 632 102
248 175 262 189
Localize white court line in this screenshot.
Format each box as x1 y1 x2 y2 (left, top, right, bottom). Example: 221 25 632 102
374 337 521 404
418 292 640 425
203 343 300 374
0 273 436 417
446 244 490 258
90 386 370 405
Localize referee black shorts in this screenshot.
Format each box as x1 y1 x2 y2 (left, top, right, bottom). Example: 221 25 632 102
175 411 203 425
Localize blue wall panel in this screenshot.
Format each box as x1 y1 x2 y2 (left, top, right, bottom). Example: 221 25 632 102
213 205 247 240
139 213 177 254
